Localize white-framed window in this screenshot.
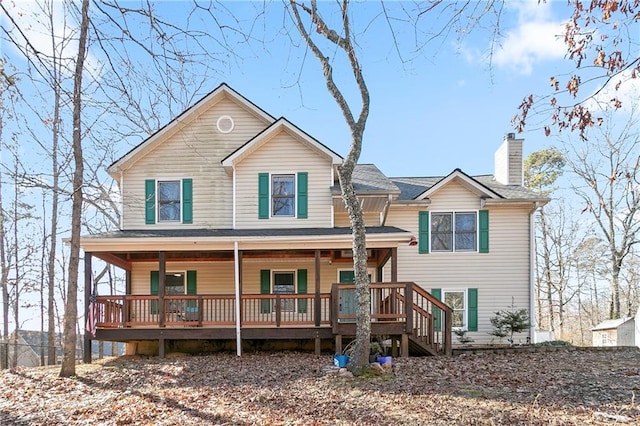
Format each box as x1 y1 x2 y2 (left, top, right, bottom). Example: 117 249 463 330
431 211 477 252
273 271 295 311
165 272 185 312
601 332 608 345
443 289 466 330
158 180 181 222
271 174 295 216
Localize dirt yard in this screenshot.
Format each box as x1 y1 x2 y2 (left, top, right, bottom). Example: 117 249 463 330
1 347 638 425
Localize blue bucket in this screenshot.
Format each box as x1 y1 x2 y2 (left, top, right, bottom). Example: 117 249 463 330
334 355 349 367
378 356 392 366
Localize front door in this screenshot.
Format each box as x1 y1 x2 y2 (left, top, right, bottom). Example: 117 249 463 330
338 270 356 323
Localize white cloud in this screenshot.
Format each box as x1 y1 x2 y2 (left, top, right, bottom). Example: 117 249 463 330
493 1 567 75
1 1 103 79
584 68 640 113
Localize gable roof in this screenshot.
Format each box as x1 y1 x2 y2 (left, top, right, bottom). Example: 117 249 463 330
331 164 400 195
391 169 547 203
107 83 275 178
221 117 342 172
592 317 634 331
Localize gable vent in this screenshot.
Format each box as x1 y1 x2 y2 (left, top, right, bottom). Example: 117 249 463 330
216 115 235 134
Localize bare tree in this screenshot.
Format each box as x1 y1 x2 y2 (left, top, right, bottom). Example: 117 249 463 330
525 148 566 332
515 0 640 139
563 107 640 319
60 0 90 377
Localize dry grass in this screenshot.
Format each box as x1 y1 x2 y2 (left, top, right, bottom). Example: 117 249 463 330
1 347 639 425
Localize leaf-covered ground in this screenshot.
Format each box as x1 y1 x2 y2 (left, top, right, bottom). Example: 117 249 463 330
1 347 639 425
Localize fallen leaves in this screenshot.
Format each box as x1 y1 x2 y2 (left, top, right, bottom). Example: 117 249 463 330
0 348 639 425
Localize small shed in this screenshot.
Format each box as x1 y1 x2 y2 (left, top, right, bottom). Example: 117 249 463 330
591 317 635 347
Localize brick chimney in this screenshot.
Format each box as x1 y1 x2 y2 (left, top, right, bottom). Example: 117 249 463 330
494 133 523 186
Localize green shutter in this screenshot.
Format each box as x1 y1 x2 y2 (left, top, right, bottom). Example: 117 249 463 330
431 288 441 332
297 269 308 313
258 173 269 219
479 210 489 253
186 270 197 294
145 180 156 224
467 288 478 331
260 269 271 313
297 172 308 219
186 270 197 311
150 271 159 315
418 211 430 254
182 179 193 224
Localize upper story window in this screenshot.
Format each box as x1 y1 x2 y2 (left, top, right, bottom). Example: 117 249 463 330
158 181 181 221
258 172 308 219
145 178 193 225
431 212 477 252
272 174 295 216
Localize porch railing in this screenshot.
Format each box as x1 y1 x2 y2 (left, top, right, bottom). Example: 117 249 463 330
93 293 331 328
93 282 450 354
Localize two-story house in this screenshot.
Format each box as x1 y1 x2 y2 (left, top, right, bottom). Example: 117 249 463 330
80 83 547 360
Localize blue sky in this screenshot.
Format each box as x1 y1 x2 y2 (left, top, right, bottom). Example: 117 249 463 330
1 1 607 178
167 0 574 178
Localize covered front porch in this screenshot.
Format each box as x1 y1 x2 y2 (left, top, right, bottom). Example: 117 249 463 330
80 227 452 360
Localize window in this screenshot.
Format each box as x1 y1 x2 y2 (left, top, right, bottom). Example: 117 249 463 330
444 290 466 329
601 333 608 345
273 271 295 311
272 174 295 216
258 173 307 219
165 272 185 313
431 212 477 252
158 181 181 221
145 179 192 225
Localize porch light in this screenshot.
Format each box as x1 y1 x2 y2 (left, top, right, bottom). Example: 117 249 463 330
409 236 418 246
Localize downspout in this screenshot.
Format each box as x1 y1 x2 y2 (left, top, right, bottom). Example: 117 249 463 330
234 241 241 356
380 194 392 226
529 202 539 343
232 166 237 229
119 171 124 230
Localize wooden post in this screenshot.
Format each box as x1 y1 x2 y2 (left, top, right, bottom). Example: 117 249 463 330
275 294 281 327
158 252 166 327
444 307 452 356
83 252 92 364
401 334 409 357
405 282 413 334
315 332 321 355
314 250 321 327
335 334 342 355
125 269 131 295
122 295 128 328
158 337 165 358
391 247 398 282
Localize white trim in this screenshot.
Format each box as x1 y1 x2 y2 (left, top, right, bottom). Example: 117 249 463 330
119 171 124 230
336 268 377 282
234 241 241 357
529 204 537 342
232 166 237 229
429 210 479 253
416 170 501 200
221 118 342 171
443 288 468 331
108 84 274 178
216 114 234 134
270 172 296 218
156 179 182 223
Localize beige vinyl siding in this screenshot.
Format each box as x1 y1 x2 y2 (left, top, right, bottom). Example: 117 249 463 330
428 180 481 211
385 197 533 344
234 130 333 229
131 261 236 295
121 97 269 229
130 258 375 295
334 211 381 227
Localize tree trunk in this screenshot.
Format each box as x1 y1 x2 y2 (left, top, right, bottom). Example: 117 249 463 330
60 0 90 378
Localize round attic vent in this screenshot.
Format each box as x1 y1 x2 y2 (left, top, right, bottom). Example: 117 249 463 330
216 115 234 134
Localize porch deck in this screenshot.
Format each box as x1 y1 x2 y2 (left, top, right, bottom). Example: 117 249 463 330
91 283 452 357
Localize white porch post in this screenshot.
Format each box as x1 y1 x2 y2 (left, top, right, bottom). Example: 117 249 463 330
234 241 242 356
